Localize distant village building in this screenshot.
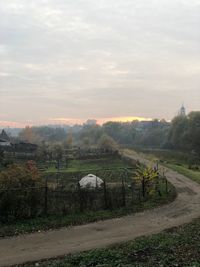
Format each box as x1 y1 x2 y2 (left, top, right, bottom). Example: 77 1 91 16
0 130 11 146
0 129 38 160
85 119 97 126
13 142 38 153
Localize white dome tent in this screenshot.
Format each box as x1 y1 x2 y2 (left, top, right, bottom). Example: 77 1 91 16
79 174 103 189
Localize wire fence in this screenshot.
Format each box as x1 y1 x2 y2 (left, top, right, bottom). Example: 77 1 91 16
0 170 169 223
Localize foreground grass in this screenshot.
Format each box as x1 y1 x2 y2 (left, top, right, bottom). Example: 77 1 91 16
0 184 176 238
20 217 200 267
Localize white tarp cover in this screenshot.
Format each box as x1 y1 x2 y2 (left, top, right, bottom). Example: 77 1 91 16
79 174 103 188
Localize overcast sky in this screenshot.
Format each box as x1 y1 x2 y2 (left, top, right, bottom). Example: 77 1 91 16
0 0 200 126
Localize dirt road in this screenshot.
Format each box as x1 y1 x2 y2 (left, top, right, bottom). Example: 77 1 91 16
0 150 200 267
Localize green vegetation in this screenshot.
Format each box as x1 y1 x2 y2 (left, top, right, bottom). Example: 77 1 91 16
165 163 200 184
42 157 135 185
136 149 200 185
16 111 200 155
20 218 200 267
0 153 176 238
136 149 190 165
168 111 200 155
0 160 41 189
45 158 131 173
0 178 176 238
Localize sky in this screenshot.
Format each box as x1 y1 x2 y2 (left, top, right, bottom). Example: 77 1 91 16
0 0 200 127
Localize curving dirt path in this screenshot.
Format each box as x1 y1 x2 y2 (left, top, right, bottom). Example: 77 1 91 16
0 150 200 267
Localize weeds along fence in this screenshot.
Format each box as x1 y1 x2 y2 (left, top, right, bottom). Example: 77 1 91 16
0 173 170 223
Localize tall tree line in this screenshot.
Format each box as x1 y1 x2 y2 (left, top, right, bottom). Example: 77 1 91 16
16 111 200 155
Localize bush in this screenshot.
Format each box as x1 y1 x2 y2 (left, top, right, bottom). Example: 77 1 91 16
0 161 43 222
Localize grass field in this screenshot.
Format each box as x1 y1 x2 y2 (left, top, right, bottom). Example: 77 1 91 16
45 158 133 173
43 157 136 186
133 148 190 165
20 217 200 267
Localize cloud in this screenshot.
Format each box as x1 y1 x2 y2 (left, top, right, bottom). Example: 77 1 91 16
0 0 199 125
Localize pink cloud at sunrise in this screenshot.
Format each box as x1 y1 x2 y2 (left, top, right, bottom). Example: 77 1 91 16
0 121 27 128
0 116 153 128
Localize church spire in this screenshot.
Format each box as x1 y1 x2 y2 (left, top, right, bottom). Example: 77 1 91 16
178 104 186 116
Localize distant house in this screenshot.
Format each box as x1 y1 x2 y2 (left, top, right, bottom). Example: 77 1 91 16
13 142 38 153
0 130 11 147
0 130 38 159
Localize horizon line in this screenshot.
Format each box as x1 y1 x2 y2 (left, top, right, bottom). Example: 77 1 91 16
0 116 170 129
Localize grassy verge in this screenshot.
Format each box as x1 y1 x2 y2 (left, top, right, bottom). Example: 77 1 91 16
128 148 200 184
0 184 176 238
19 217 200 267
164 163 200 184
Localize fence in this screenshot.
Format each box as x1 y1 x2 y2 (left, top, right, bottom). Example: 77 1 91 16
0 182 133 222
45 168 135 188
0 172 169 223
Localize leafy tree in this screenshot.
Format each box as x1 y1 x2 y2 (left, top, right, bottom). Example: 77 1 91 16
97 134 118 151
167 111 200 157
36 142 48 161
135 165 159 198
51 144 64 170
19 126 35 143
81 137 91 149
78 124 103 146
138 128 168 148
0 161 41 189
168 115 188 150
0 161 42 221
65 131 73 148
19 126 67 144
186 112 200 155
103 122 122 142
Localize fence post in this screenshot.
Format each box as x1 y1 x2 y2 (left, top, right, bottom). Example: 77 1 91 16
121 179 126 207
165 177 168 194
138 189 141 202
131 182 135 205
103 179 108 209
156 174 162 197
156 161 159 171
142 176 145 198
77 182 83 212
44 178 48 215
56 172 59 188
